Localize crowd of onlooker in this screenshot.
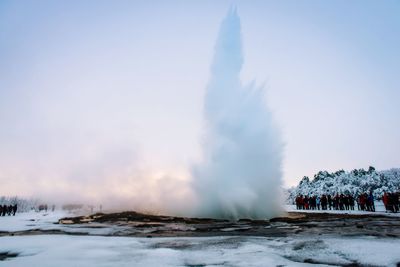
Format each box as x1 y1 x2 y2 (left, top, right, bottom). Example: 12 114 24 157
0 204 17 216
295 194 359 211
294 191 400 213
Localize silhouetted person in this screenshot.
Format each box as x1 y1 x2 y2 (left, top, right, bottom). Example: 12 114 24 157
343 195 349 210
359 194 366 211
321 195 327 210
394 192 400 212
334 194 340 210
356 194 361 210
327 195 332 210
304 196 309 210
12 204 17 216
349 195 355 210
2 205 7 216
387 192 399 213
7 205 12 216
368 191 375 212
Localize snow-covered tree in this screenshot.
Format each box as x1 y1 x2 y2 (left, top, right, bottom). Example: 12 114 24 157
287 167 400 203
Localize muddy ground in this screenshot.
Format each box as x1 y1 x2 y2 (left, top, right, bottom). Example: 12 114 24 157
5 211 398 239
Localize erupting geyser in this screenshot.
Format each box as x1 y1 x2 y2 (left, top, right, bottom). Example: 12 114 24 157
192 8 284 220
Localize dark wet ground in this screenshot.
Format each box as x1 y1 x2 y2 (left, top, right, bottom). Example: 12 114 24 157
1 211 399 239
44 211 400 239
0 251 19 261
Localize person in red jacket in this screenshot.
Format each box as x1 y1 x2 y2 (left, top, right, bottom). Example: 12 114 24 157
383 192 389 211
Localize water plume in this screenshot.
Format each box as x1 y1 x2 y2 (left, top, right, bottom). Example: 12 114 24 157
192 8 284 220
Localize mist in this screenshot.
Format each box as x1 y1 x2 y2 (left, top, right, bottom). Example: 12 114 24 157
191 8 284 220
0 6 284 219
1 1 397 217
0 2 204 215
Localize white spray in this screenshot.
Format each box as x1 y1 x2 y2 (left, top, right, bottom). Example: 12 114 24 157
192 8 284 220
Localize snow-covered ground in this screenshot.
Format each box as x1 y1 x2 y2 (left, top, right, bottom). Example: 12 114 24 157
0 211 130 236
0 210 67 232
1 209 400 266
1 235 400 266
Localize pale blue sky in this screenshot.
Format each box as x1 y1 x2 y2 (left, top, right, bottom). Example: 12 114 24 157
0 1 399 197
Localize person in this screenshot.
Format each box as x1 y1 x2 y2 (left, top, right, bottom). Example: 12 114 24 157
327 195 332 210
343 194 349 210
295 195 302 210
335 194 340 210
359 194 366 211
299 195 304 210
321 194 327 210
12 204 17 216
7 205 12 216
349 195 355 210
316 196 321 210
388 192 399 213
339 194 344 210
368 191 375 212
310 196 316 210
395 192 400 212
355 194 360 210
383 192 389 212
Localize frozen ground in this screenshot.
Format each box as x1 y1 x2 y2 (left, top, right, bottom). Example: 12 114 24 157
1 234 400 266
1 207 400 266
0 210 67 232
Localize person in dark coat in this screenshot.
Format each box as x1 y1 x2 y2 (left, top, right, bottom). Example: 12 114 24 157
343 195 349 210
2 205 7 216
321 195 328 210
368 191 375 212
327 195 332 210
349 195 355 210
7 205 12 216
395 192 400 212
12 204 17 216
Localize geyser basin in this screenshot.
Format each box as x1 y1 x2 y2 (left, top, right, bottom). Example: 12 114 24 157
192 8 284 220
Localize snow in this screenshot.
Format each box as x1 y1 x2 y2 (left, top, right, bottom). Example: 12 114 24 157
0 211 66 232
0 210 127 236
1 210 400 266
1 235 400 267
282 237 400 266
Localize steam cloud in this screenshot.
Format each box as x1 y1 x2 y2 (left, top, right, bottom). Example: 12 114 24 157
0 6 283 219
192 8 284 220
